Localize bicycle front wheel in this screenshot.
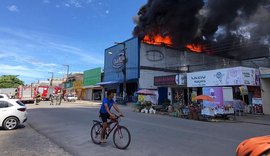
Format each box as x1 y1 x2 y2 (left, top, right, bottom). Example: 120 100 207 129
113 126 131 149
91 123 102 144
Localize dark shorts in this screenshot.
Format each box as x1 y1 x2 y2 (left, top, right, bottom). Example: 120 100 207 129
99 112 110 123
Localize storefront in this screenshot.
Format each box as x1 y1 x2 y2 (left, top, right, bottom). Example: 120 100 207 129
101 38 140 101
83 67 103 101
102 37 241 104
260 67 270 115
187 66 260 116
73 80 83 100
154 74 187 105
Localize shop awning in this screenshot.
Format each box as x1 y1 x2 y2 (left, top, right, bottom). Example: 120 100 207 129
96 79 138 86
96 81 121 85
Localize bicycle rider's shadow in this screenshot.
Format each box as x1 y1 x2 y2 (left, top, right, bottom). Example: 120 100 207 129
99 143 109 147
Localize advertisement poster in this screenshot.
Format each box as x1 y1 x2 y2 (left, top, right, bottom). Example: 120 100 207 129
202 87 234 116
252 98 263 114
202 87 223 116
187 67 259 87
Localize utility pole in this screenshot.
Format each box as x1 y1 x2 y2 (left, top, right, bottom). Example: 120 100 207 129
48 72 54 86
115 42 127 102
63 64 70 92
63 65 70 80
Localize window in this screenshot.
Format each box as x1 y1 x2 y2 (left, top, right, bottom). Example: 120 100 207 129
0 95 3 98
0 101 11 108
16 101 25 106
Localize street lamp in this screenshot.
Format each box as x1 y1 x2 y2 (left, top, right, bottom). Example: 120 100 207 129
115 42 127 102
48 72 54 86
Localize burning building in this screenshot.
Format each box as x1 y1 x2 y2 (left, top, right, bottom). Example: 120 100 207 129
99 0 270 114
100 37 249 106
131 0 270 114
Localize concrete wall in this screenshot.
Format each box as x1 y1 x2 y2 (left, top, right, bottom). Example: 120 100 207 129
261 78 270 115
139 69 177 89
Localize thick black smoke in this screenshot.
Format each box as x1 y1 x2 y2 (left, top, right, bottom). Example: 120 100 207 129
133 0 205 47
133 0 270 50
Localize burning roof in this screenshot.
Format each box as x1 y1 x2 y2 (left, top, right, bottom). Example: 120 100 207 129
133 0 270 59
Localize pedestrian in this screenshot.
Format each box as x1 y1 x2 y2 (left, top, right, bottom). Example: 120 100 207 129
36 91 41 105
50 91 55 105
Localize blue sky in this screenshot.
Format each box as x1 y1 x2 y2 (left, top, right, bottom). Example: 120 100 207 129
0 0 147 84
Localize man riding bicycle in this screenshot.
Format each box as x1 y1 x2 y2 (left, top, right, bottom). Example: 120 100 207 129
99 91 124 143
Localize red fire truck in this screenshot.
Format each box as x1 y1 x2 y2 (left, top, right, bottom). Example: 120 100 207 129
17 85 37 104
17 85 62 103
37 86 62 100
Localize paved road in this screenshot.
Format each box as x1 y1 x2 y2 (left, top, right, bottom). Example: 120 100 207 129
25 101 270 156
0 101 270 156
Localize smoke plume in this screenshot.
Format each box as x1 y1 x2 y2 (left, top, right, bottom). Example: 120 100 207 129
133 0 270 49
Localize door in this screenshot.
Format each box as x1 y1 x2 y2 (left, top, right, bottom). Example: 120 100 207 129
158 87 168 105
0 101 11 123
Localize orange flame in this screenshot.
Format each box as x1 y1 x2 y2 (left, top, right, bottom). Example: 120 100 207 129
186 44 203 53
143 35 172 46
142 34 204 53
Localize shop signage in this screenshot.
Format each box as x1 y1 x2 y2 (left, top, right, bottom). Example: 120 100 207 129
187 67 259 87
259 67 270 78
83 67 101 86
252 98 262 105
145 50 164 62
112 52 127 69
154 74 186 86
202 87 234 116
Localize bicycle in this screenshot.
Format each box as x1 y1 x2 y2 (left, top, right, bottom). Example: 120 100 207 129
91 115 131 150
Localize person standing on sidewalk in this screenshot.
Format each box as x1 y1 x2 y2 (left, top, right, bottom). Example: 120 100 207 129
35 91 41 105
99 91 124 143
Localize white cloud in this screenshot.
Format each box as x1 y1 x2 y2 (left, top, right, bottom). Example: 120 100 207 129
0 27 103 65
86 0 94 4
0 27 104 83
7 5 19 12
0 64 41 78
64 0 83 8
42 0 50 4
0 51 58 69
64 3 71 7
46 42 103 64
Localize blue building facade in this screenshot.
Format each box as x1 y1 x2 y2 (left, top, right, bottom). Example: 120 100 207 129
102 37 140 100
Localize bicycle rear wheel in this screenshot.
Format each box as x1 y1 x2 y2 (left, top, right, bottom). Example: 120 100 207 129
113 126 131 149
91 123 102 144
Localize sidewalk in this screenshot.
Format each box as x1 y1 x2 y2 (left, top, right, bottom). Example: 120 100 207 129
235 114 270 126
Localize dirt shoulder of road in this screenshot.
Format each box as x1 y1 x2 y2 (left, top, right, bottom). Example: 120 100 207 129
0 123 72 156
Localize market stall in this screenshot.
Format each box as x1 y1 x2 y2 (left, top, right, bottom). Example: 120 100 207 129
187 66 260 117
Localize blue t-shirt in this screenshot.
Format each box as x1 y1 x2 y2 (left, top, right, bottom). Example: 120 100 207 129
100 98 114 114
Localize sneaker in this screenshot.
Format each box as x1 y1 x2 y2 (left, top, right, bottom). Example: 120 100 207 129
100 139 107 143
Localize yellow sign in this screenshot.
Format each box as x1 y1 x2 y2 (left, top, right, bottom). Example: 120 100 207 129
138 95 145 102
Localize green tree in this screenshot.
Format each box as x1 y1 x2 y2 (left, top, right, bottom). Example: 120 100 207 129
0 75 24 88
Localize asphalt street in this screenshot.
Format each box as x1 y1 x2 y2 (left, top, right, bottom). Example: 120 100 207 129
24 101 270 156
